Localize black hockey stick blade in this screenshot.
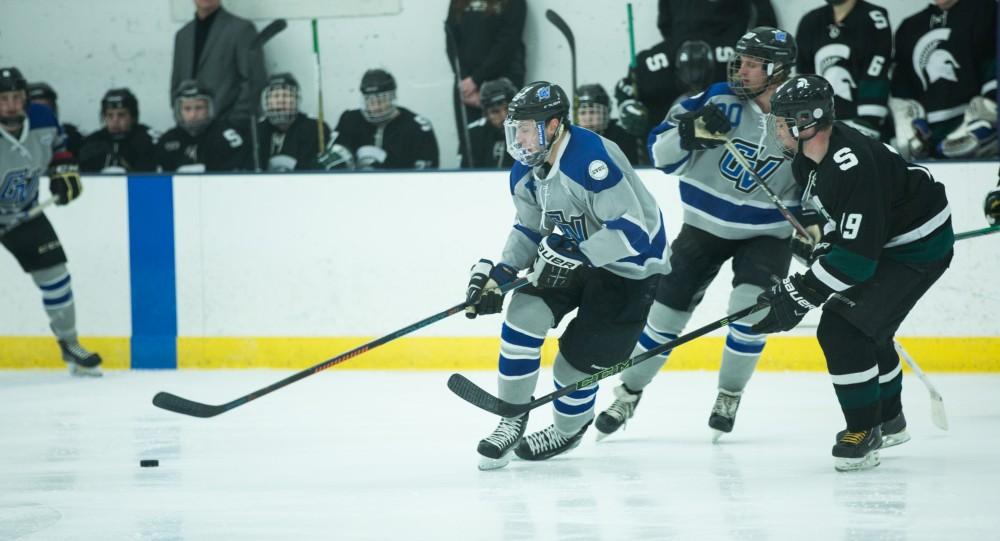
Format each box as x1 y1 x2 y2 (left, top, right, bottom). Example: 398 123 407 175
252 19 287 50
449 303 766 417
153 277 530 418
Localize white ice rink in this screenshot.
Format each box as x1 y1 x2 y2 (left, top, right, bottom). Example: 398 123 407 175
2 369 999 541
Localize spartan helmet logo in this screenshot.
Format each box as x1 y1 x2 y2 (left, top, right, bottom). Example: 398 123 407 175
823 66 856 103
815 44 854 103
913 28 960 90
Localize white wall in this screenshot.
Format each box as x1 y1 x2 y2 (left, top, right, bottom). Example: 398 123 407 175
1 0 931 168
1 162 997 339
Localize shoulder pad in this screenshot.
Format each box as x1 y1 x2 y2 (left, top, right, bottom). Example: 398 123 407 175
558 126 624 193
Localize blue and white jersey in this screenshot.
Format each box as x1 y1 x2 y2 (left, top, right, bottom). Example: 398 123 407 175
501 125 670 280
648 82 801 240
0 103 65 225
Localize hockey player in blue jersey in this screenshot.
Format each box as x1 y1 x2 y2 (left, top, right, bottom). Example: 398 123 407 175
595 27 803 442
0 67 102 376
464 81 670 470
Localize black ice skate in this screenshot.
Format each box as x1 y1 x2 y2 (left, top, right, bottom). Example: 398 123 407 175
833 426 882 472
836 412 910 449
59 340 103 377
514 420 592 461
708 389 742 442
595 384 642 441
477 412 528 471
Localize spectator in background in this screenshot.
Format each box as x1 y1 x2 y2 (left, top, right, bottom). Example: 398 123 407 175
460 77 516 169
658 0 776 83
78 88 159 173
796 0 892 141
331 69 439 170
170 0 266 125
253 73 331 172
26 82 83 156
890 0 997 159
445 0 526 138
576 83 641 166
156 80 251 172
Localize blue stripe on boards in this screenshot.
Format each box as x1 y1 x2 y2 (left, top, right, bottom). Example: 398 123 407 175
128 175 177 369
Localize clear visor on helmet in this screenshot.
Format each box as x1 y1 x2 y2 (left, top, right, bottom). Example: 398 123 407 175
504 117 550 167
766 109 822 159
262 85 299 128
361 90 397 124
174 96 213 136
727 54 779 100
577 102 609 133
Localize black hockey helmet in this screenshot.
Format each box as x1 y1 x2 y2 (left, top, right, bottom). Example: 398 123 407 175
172 79 214 135
0 67 27 93
261 72 300 127
27 82 57 103
771 75 835 134
505 81 570 166
577 84 610 108
101 88 139 120
479 77 518 109
576 83 611 132
676 40 714 90
360 69 396 95
728 26 797 99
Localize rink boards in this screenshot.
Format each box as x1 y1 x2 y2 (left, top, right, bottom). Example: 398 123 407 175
0 164 997 371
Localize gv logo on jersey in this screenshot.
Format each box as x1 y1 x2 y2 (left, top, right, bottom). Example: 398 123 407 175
0 168 33 204
545 210 588 243
719 138 783 193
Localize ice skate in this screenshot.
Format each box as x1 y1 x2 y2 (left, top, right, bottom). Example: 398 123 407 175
833 426 882 472
709 389 742 442
595 384 642 441
59 340 103 377
477 412 528 471
836 412 909 449
515 420 592 461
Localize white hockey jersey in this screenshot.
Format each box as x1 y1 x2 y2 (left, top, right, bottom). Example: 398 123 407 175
0 103 64 225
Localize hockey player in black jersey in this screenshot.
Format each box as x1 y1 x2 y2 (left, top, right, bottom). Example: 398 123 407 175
331 69 439 170
891 0 997 158
796 0 892 139
575 84 641 166
253 73 331 172
459 77 516 169
156 80 252 172
78 88 159 173
758 75 953 471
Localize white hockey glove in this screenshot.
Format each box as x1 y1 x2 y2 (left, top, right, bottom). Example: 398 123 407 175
888 97 932 160
356 145 387 169
267 154 298 172
937 97 998 159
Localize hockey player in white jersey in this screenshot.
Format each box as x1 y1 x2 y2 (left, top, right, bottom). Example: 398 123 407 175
596 27 803 442
0 67 102 376
464 81 670 470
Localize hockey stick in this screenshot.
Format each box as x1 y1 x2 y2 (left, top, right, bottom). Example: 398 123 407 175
445 23 476 168
311 19 326 154
0 197 56 240
545 9 578 124
153 277 531 418
448 302 766 417
249 19 287 172
954 224 1000 241
894 341 948 430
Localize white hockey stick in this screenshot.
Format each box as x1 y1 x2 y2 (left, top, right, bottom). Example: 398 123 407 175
894 341 948 430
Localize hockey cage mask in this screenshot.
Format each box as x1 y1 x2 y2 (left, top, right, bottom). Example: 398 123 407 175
261 73 300 129
360 69 398 124
576 84 611 133
173 80 215 137
504 81 570 167
767 75 836 158
728 27 797 100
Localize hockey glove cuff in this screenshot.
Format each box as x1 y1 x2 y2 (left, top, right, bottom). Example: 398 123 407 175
530 234 589 289
465 259 518 319
751 274 828 334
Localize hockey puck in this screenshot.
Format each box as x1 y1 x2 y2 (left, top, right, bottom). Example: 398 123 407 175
140 459 159 468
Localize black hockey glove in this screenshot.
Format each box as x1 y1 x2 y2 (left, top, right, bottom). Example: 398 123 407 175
48 157 82 205
751 274 829 334
789 209 828 265
985 186 1000 225
677 105 731 151
618 99 651 138
465 259 518 319
614 76 637 103
530 234 589 289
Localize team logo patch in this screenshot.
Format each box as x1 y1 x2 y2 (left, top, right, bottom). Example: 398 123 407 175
774 31 788 43
588 160 609 180
536 86 551 100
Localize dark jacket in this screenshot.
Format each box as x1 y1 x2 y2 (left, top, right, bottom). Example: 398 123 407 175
78 124 159 172
156 121 252 172
445 0 526 87
333 107 439 170
254 113 332 171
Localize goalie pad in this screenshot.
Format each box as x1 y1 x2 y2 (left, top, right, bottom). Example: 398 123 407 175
937 97 998 159
888 97 931 160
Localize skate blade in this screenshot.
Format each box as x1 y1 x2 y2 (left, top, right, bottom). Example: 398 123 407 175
881 430 911 449
834 451 880 472
478 454 512 471
711 429 726 443
595 430 613 442
69 364 103 378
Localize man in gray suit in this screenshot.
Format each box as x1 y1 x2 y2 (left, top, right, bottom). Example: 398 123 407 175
170 0 266 124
